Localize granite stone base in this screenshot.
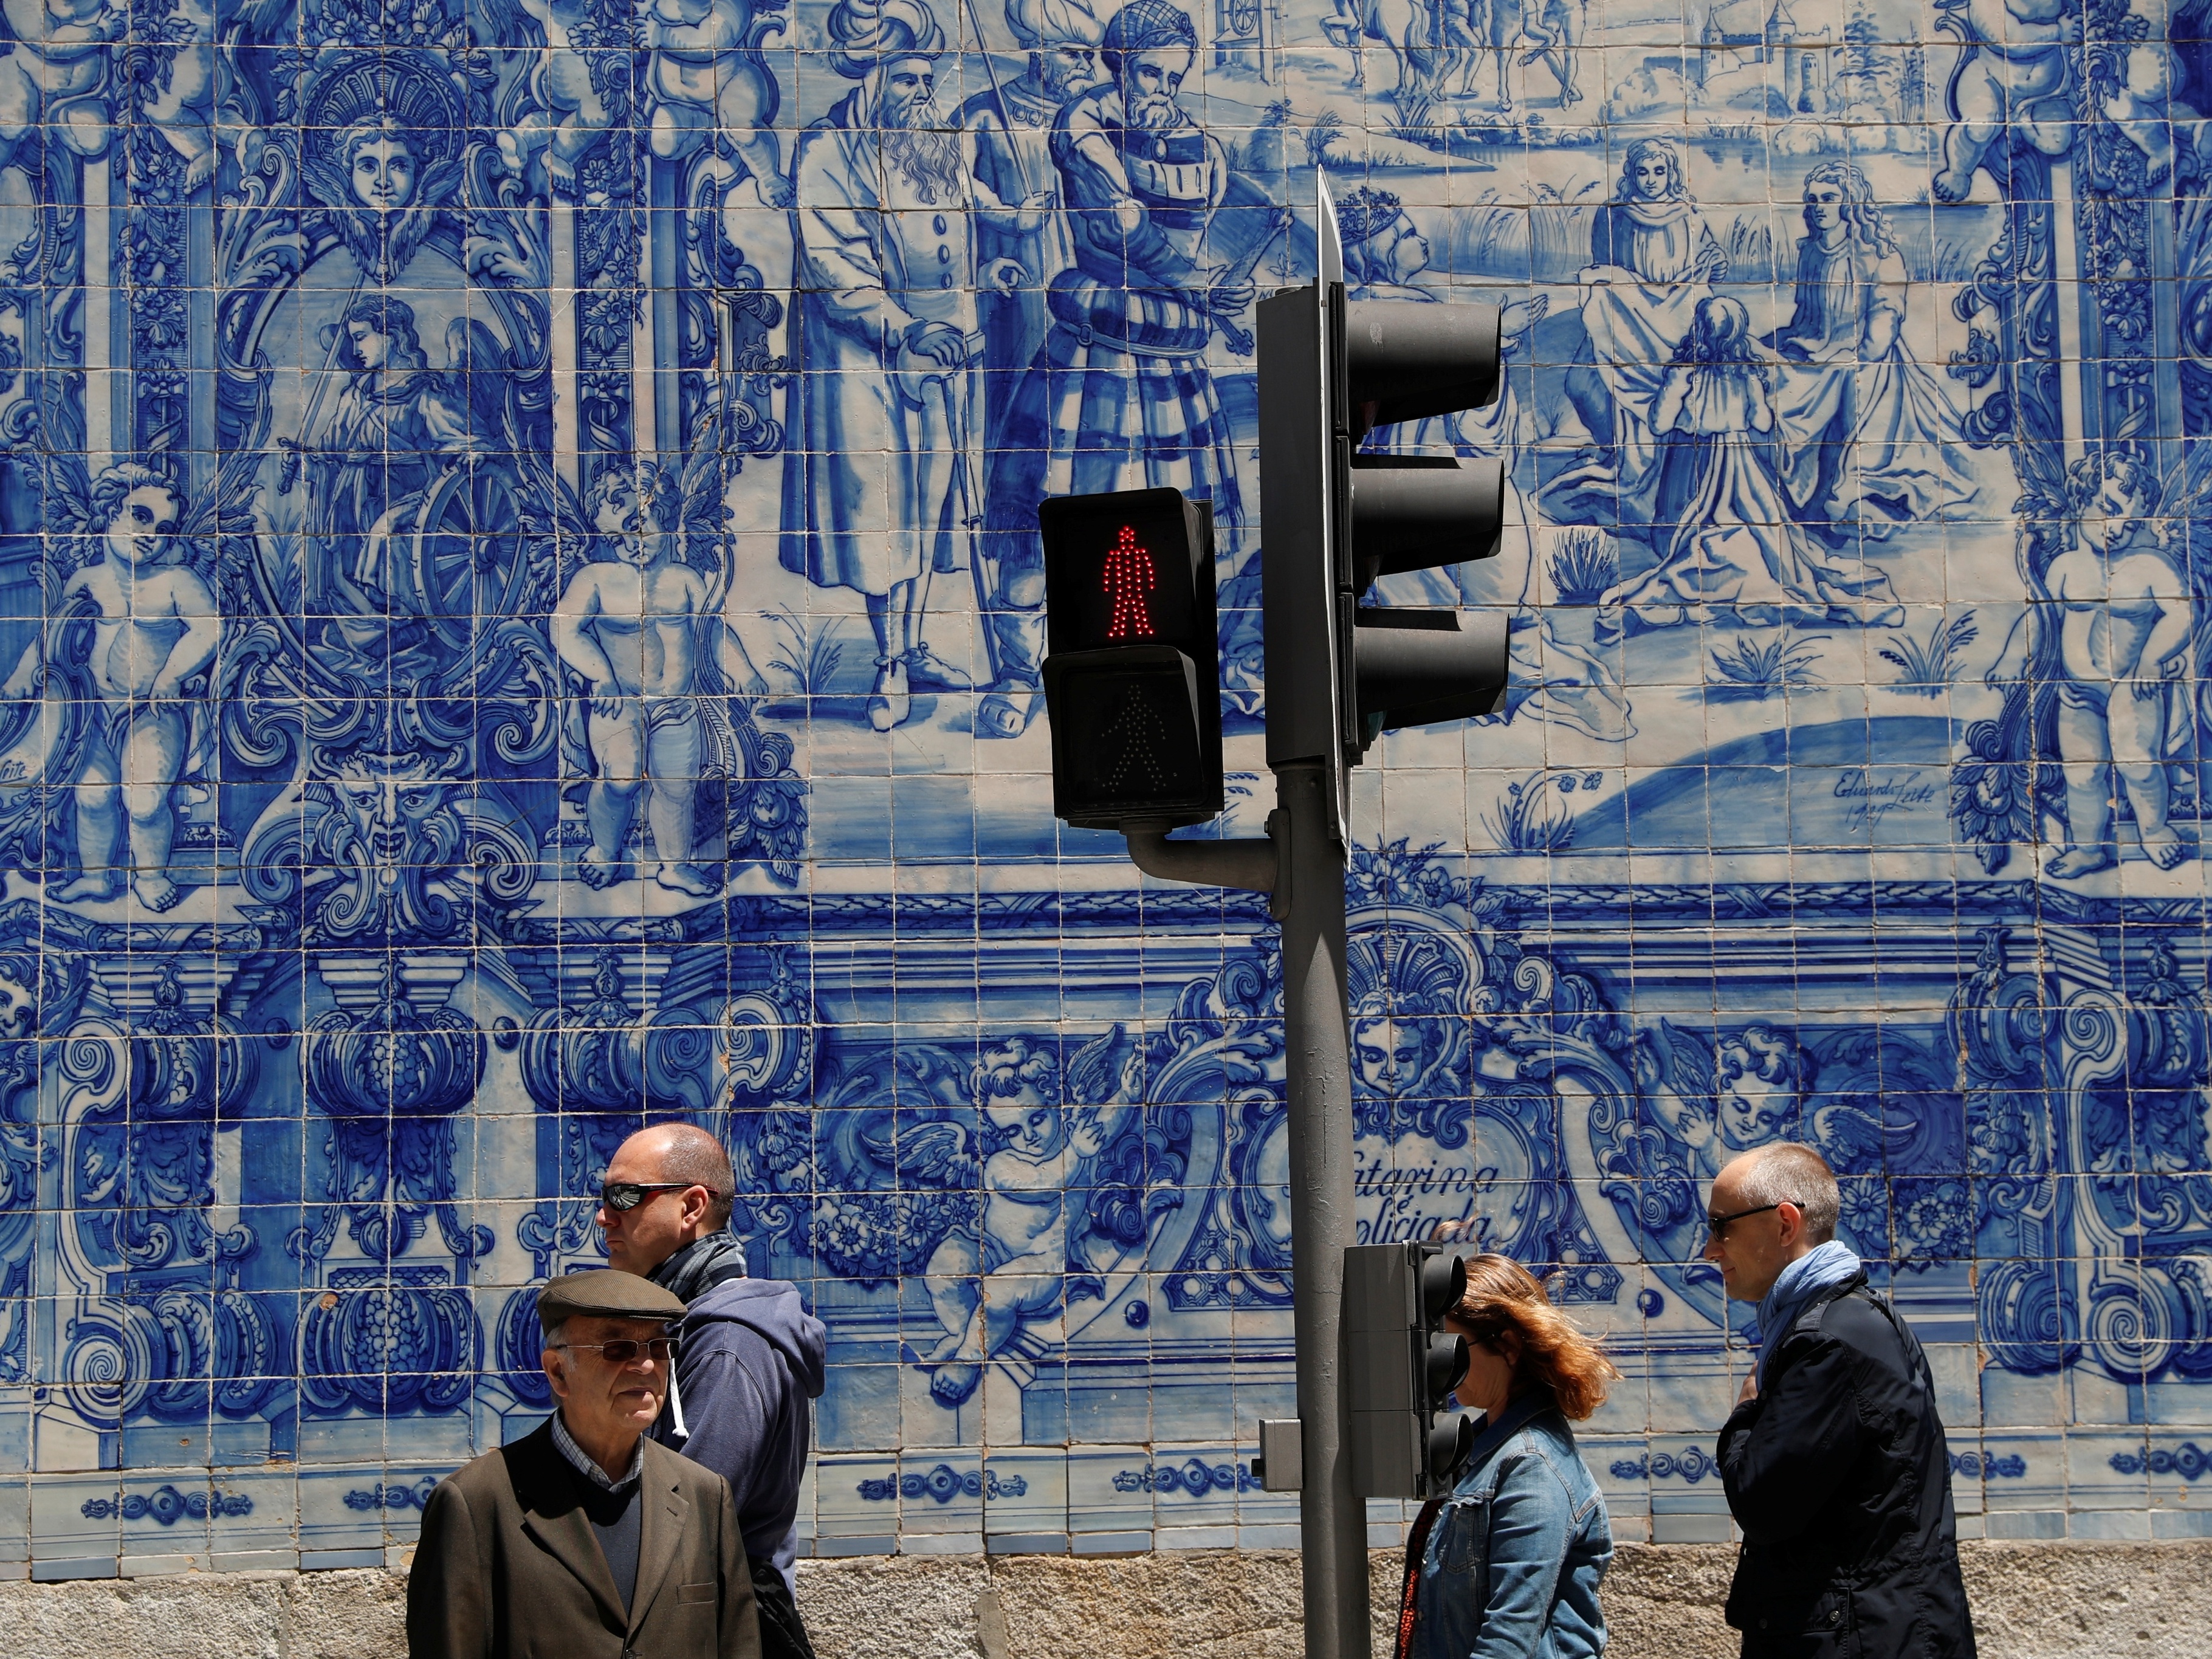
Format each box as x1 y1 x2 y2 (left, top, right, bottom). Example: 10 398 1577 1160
0 1543 2202 1658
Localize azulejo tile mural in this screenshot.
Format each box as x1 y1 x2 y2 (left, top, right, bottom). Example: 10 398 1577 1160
0 0 2202 1581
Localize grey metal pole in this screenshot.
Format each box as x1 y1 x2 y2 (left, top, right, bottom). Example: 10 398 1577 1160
1274 757 1367 1659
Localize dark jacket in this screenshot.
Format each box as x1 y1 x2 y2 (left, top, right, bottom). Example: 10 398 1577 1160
655 1277 828 1593
1717 1273 1976 1659
407 1418 761 1659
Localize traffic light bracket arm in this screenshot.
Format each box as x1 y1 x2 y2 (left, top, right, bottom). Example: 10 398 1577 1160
1122 808 1290 920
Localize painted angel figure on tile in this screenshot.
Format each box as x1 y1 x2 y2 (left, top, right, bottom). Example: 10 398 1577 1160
0 0 124 176
640 0 794 207
778 0 1045 733
901 1029 1144 1407
1984 449 2196 878
296 53 469 286
297 296 517 678
0 463 224 914
551 459 774 898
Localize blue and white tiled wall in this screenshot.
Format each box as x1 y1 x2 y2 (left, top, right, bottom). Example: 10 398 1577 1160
0 0 2203 1582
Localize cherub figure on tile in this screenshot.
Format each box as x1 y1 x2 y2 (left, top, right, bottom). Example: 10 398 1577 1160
1929 0 2077 202
552 462 772 898
2 464 220 914
900 1029 1142 1407
641 0 793 206
1984 449 2196 878
493 0 628 194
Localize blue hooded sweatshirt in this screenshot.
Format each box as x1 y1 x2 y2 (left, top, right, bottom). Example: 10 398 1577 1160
653 1277 827 1595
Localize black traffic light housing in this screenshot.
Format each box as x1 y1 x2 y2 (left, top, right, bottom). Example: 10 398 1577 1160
1346 1242 1476 1497
1039 486 1224 832
1259 182 1511 834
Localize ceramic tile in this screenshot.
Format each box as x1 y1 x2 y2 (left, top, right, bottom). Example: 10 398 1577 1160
0 0 2188 1574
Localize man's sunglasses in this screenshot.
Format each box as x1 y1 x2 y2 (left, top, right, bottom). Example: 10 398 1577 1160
1705 1200 1796 1239
552 1336 678 1364
600 1181 727 1212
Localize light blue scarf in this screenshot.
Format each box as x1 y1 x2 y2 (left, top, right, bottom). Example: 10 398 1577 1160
1754 1240 1862 1386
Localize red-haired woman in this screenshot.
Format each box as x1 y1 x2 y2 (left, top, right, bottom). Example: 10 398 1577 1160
1395 1254 1619 1658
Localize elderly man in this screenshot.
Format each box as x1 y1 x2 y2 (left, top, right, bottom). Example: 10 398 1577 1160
778 0 1045 733
406 1270 761 1659
1704 1144 1976 1657
600 1123 826 1659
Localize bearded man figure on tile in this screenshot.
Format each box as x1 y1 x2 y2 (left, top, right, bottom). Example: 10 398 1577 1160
778 0 1049 733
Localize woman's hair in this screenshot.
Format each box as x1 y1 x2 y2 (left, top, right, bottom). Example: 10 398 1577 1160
1801 160 1897 257
1672 294 1765 380
1614 137 1689 205
1448 1254 1619 1421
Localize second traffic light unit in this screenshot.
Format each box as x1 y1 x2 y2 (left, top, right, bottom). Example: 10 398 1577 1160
1346 1242 1475 1497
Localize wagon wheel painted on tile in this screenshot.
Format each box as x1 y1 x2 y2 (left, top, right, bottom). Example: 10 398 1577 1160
407 459 531 662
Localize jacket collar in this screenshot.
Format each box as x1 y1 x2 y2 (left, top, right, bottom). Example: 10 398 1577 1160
1459 1390 1553 1485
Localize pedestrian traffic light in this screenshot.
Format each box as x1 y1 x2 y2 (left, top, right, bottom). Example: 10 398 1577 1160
1258 182 1511 832
1039 486 1224 832
1345 1242 1475 1498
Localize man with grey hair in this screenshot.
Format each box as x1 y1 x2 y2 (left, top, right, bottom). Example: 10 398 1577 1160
1704 1143 1975 1656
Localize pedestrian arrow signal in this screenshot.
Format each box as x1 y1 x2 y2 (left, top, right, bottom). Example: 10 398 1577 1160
1039 487 1223 833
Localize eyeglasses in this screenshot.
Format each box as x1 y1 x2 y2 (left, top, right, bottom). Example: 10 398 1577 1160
552 1336 678 1364
1705 1201 1795 1240
600 1181 727 1212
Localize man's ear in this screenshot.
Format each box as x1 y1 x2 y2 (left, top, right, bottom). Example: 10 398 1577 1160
1776 1200 1805 1248
543 1348 570 1403
682 1183 712 1232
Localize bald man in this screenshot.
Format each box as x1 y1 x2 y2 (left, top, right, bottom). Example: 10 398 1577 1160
1704 1143 1974 1658
599 1124 827 1659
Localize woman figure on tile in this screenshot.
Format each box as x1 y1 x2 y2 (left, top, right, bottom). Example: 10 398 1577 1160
1338 186 1633 743
1767 161 1980 541
1596 295 1905 637
1395 1251 1618 1659
1548 137 1728 526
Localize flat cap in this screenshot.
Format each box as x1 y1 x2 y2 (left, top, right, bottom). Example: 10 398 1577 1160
536 1269 686 1331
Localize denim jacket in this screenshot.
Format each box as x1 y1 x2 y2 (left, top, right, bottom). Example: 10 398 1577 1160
1407 1393 1613 1659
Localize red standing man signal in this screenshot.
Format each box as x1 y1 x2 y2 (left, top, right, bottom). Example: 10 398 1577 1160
1103 524 1156 639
